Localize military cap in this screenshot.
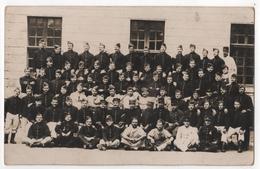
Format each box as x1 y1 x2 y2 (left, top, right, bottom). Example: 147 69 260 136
183 116 190 122
54 45 60 49
55 69 62 74
67 41 73 45
35 95 42 101
126 62 133 66
141 87 149 93
178 45 183 49
160 86 166 91
112 98 120 102
102 75 109 80
175 63 182 68
46 57 53 62
190 44 196 48
39 39 45 43
116 43 121 48
223 46 229 52
202 48 208 52
204 115 212 121
105 115 113 122
152 71 159 76
78 61 85 66
108 85 115 90
239 84 245 89
128 43 134 48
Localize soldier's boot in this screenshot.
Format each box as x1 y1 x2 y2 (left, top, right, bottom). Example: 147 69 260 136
221 142 226 152
4 134 9 144
238 140 243 153
10 133 16 144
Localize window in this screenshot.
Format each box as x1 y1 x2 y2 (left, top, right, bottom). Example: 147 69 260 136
27 16 62 67
130 20 165 53
230 24 254 84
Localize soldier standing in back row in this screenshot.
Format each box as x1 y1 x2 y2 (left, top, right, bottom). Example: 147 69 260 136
63 41 79 70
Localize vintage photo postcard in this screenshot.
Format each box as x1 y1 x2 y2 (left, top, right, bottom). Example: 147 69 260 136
4 6 254 165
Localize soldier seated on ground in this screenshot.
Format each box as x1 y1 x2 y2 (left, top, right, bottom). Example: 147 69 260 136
198 116 219 152
54 112 79 147
97 115 121 151
78 116 100 149
23 113 52 147
121 117 146 150
147 119 173 151
174 117 199 152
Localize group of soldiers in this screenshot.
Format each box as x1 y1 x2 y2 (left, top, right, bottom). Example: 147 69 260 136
4 39 254 153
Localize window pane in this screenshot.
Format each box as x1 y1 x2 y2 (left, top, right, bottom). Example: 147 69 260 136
37 38 44 46
54 19 62 28
238 36 245 44
149 41 155 50
36 18 45 27
231 35 238 43
131 31 138 40
28 37 36 46
138 41 144 49
28 28 36 36
28 18 37 26
235 58 244 65
237 76 243 83
156 41 163 50
47 38 54 46
245 76 253 84
47 28 54 36
245 67 254 76
54 38 61 46
245 58 254 65
48 19 55 28
248 35 254 44
54 29 62 37
37 28 44 36
139 31 145 40
157 32 164 40
150 32 155 40
131 40 137 49
237 67 243 75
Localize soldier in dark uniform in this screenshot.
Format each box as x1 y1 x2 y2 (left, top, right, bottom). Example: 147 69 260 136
212 48 225 74
131 73 142 92
124 62 135 85
187 58 198 83
215 85 233 111
110 43 125 70
91 60 103 85
40 82 54 108
172 63 183 85
184 44 201 68
140 63 153 87
67 74 78 94
171 90 187 112
93 99 107 128
4 88 22 144
45 57 56 81
200 48 211 71
115 72 128 95
79 42 94 70
21 85 35 129
75 61 88 83
140 101 154 133
23 113 52 147
148 72 162 97
154 43 172 72
227 74 239 98
78 116 100 149
55 112 79 147
33 39 49 71
50 69 65 95
140 46 154 71
204 63 215 91
211 72 226 95
51 45 64 70
19 68 36 94
152 98 169 127
198 116 219 152
195 69 207 96
177 72 194 98
27 96 45 123
94 43 110 70
62 96 78 122
125 43 141 71
107 62 119 85
56 85 69 109
107 98 125 130
61 61 72 81
35 68 49 94
98 75 110 98
97 115 121 151
175 45 186 70
63 41 79 70
184 100 203 129
77 99 92 125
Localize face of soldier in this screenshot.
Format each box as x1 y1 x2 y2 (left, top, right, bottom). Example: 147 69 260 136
65 63 71 70
175 92 181 99
167 77 173 84
61 87 67 94
109 89 115 96
109 63 115 70
25 69 31 76
47 61 53 67
51 100 58 107
113 101 120 107
92 89 98 96
223 50 228 57
126 65 132 72
100 103 107 109
84 44 90 51
65 114 72 121
204 102 210 109
184 121 190 127
127 90 134 96
68 44 73 50
188 104 195 110
176 66 182 72
234 102 241 109
55 73 61 79
94 63 100 70
177 47 183 54
213 50 219 57
39 42 45 48
26 89 32 95
14 89 20 97
114 45 120 52
85 119 92 126
77 85 83 92
218 103 224 110
129 46 134 53
239 87 245 94
160 45 166 53
131 119 138 128
189 61 196 68
190 46 195 52
71 76 77 82
99 45 105 52
156 122 164 131
215 75 222 81
144 64 151 72
66 100 72 106
205 120 211 126
156 66 162 73
183 74 189 81
119 75 125 81
81 100 88 108
54 47 61 54
207 66 214 72
202 50 208 57
106 120 113 126
153 75 159 81
198 71 204 77
231 76 236 83
160 90 166 96
87 77 93 83
43 86 49 93
142 91 148 97
193 92 199 99
39 69 46 77
35 114 43 123
223 67 229 74
133 76 139 82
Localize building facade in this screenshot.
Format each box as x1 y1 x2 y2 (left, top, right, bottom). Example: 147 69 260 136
5 6 254 97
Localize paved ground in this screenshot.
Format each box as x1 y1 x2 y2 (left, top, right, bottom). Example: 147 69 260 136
4 144 254 165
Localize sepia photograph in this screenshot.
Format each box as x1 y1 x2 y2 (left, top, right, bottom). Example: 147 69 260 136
4 6 255 165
